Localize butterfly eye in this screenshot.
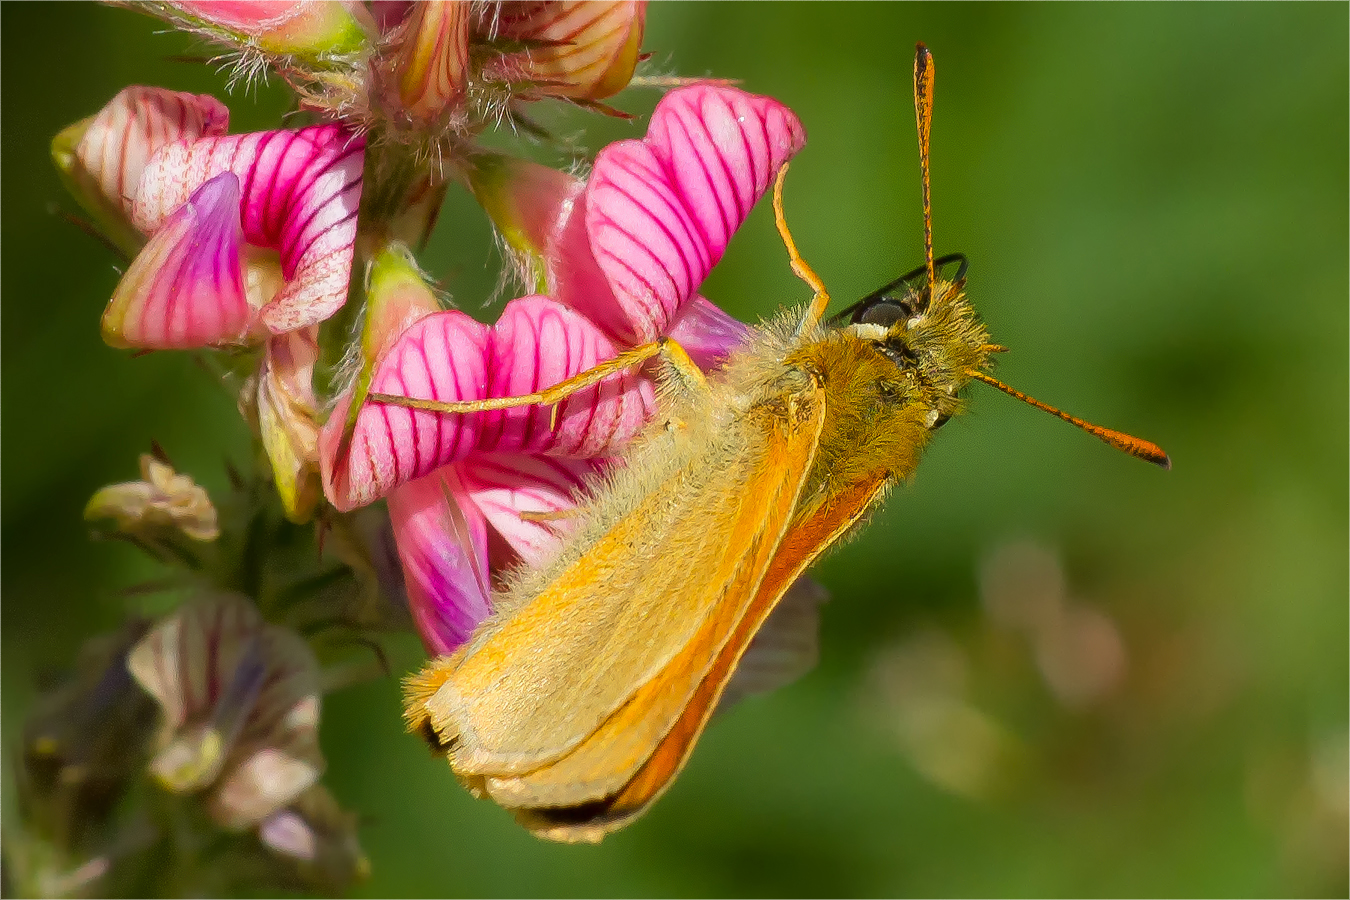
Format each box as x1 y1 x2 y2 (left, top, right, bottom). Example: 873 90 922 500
854 296 918 328
832 253 970 327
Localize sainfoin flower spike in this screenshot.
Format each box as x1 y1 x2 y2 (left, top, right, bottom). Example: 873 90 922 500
321 84 805 653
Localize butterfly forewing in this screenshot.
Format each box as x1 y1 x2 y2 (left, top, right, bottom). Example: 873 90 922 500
419 386 828 778
480 394 827 809
515 464 894 842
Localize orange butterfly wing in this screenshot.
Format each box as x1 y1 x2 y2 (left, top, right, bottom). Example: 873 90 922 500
481 396 829 809
515 466 893 842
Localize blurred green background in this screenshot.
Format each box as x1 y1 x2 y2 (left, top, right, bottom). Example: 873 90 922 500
3 2 1346 896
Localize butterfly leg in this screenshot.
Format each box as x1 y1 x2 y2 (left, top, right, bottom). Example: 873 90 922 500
517 508 578 524
369 336 706 424
772 162 831 333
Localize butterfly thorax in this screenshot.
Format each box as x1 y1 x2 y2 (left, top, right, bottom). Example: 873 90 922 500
779 276 992 499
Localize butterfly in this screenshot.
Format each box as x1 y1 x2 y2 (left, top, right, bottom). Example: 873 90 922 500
388 43 1168 843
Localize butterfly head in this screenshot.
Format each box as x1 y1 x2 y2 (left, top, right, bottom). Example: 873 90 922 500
840 253 995 431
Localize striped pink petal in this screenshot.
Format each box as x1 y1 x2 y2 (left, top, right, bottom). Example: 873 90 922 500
586 85 806 342
322 310 490 512
321 297 653 511
489 1 646 100
459 453 599 569
57 86 229 235
134 124 364 334
387 467 491 655
481 296 653 459
103 172 253 349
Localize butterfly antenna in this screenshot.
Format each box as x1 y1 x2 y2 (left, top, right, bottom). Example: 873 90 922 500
966 370 1171 469
914 43 937 305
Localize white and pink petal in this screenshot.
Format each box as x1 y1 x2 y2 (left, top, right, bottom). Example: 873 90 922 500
459 453 599 570
127 593 324 827
128 593 263 732
53 86 229 253
135 124 365 334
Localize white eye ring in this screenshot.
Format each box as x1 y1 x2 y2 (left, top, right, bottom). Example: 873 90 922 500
845 322 889 341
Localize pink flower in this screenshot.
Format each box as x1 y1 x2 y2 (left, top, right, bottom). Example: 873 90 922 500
58 86 364 349
320 84 805 653
57 87 364 520
113 118 365 343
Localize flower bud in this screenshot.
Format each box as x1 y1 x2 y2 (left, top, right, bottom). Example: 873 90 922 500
362 243 444 360
489 1 647 101
465 153 584 294
252 328 323 523
145 1 373 58
380 0 471 126
86 454 220 542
